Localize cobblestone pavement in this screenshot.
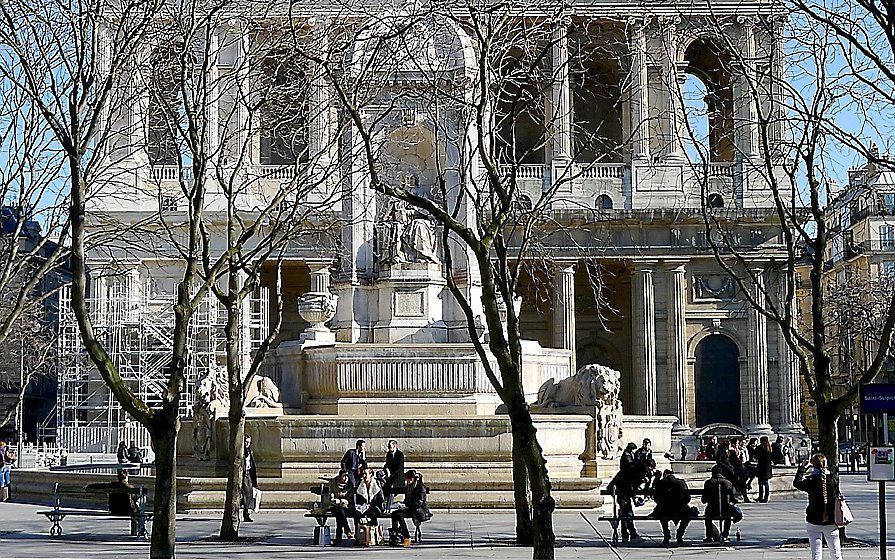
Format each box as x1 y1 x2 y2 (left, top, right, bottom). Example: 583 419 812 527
0 475 891 558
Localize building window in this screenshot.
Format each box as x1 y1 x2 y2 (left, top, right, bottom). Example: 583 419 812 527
707 193 724 208
596 194 613 210
879 224 895 249
882 261 895 276
882 193 895 215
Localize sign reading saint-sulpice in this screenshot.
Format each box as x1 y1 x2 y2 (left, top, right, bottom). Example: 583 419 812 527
860 383 895 414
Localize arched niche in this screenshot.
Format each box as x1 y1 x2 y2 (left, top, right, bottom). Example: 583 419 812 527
682 37 735 162
694 333 742 427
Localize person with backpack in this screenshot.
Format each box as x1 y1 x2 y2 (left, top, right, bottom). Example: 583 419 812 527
390 470 431 547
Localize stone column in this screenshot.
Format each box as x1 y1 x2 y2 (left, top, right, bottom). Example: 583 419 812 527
308 18 331 166
745 267 773 434
632 263 658 415
629 18 650 162
661 17 685 162
666 262 691 433
737 16 759 157
776 278 804 433
553 264 577 373
552 16 573 164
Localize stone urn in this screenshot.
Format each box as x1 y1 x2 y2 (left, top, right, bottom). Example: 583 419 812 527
297 291 338 332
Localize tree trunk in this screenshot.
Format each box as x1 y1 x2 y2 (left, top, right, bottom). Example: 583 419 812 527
507 392 555 560
149 413 179 559
512 435 533 544
219 410 246 540
816 404 840 473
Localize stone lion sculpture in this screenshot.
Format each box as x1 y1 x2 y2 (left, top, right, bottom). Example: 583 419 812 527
245 375 281 408
536 363 623 459
192 365 228 461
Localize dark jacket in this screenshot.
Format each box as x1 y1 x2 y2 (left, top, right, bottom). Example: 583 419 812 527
327 475 354 509
705 442 717 461
116 445 129 464
608 450 640 499
652 474 691 518
127 446 143 464
702 474 737 516
771 442 786 464
403 479 432 523
793 465 839 525
341 449 367 476
86 481 137 515
242 445 258 502
754 446 773 480
384 450 405 489
715 452 739 484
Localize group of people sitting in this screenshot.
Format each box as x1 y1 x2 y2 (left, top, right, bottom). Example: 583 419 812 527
699 435 775 503
325 439 431 546
608 438 745 545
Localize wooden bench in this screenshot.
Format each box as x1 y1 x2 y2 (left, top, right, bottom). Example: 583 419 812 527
304 482 428 543
36 482 153 539
598 486 741 544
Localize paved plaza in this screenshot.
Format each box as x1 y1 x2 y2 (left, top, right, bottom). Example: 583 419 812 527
0 475 891 558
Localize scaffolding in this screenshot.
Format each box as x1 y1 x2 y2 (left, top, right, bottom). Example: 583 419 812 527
52 274 268 453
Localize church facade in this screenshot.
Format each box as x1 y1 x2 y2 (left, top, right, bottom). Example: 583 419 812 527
61 0 804 453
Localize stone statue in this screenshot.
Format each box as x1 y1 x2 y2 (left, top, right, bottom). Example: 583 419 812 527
536 363 623 459
245 375 281 408
192 365 228 461
379 200 439 265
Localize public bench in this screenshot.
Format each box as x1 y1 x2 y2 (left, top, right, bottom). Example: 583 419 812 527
598 486 741 544
304 481 429 544
36 481 153 538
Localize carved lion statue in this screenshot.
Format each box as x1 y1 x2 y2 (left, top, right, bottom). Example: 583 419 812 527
245 375 281 408
536 363 623 459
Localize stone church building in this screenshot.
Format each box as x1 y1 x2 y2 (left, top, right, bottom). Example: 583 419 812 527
60 0 804 455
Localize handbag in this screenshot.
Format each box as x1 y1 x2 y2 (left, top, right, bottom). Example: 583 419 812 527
834 494 853 527
249 487 262 511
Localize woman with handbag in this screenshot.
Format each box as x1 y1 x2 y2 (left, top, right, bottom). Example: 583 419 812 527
793 453 846 560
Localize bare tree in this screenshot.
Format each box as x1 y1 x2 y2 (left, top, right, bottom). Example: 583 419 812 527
306 3 627 557
664 1 895 464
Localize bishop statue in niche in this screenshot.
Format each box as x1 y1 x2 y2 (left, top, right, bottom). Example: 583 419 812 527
380 180 439 265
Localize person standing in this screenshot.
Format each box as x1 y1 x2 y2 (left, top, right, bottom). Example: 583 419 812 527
705 436 718 462
0 441 10 490
341 439 367 488
608 443 642 542
754 436 774 502
126 440 143 475
116 441 129 465
772 436 786 465
794 454 843 560
651 470 693 546
242 435 258 522
382 439 405 507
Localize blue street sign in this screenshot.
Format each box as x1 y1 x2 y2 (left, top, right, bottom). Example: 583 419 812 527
860 384 895 415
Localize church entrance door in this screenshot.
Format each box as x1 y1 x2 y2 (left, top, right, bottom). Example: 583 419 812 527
695 334 741 427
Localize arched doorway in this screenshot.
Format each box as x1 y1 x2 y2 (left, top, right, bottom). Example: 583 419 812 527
694 334 741 427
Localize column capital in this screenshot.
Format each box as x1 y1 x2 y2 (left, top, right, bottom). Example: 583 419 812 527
632 260 658 273
664 261 688 274
554 262 577 274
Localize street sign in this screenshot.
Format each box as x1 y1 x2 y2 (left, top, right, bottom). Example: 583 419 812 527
860 384 895 414
869 446 895 481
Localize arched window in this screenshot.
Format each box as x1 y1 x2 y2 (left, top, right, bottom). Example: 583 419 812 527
570 45 623 163
695 334 741 427
494 43 547 164
683 38 734 162
707 193 724 208
147 43 187 165
514 194 533 211
257 51 309 166
596 194 613 210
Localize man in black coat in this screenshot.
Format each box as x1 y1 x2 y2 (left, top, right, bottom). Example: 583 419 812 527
383 439 405 506
341 439 367 488
651 470 693 545
87 471 139 535
702 465 742 542
607 443 642 542
242 435 258 522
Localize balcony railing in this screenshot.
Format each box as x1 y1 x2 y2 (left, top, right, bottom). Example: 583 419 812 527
499 164 547 181
257 165 297 180
707 162 736 177
581 163 625 179
149 165 193 182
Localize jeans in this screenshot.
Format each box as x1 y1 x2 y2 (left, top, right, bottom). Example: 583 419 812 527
332 506 352 541
618 497 637 539
757 478 770 501
807 523 843 560
0 465 10 487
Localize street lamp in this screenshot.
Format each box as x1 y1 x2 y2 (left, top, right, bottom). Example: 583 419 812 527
17 336 24 464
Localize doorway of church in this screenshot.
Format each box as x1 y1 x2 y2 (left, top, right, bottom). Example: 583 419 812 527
695 334 741 427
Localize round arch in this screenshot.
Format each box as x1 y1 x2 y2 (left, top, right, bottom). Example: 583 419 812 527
694 333 741 428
